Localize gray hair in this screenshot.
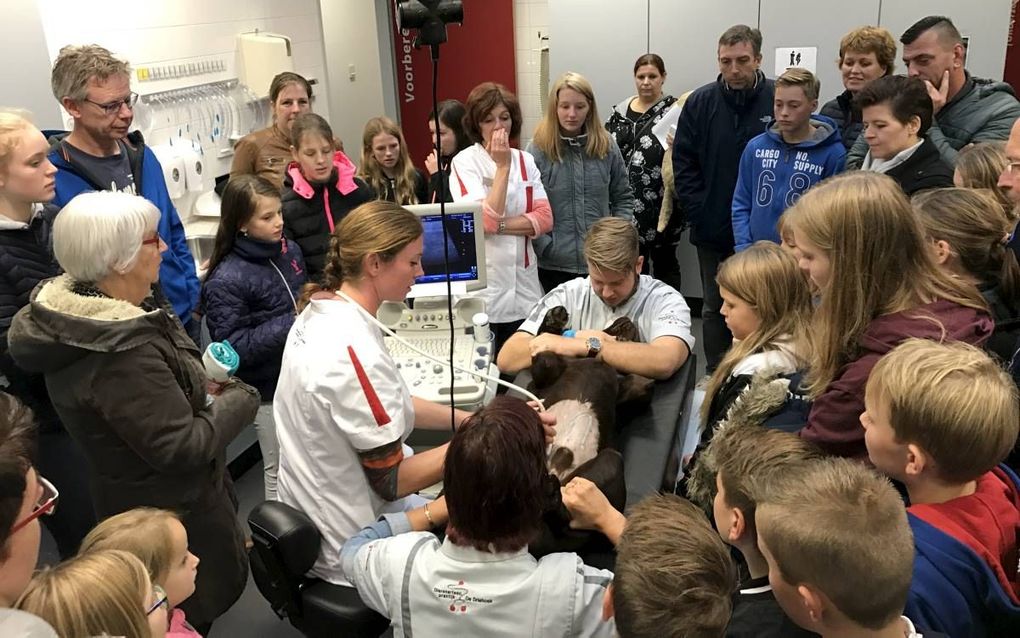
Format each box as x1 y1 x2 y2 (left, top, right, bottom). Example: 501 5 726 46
50 45 130 103
53 191 160 282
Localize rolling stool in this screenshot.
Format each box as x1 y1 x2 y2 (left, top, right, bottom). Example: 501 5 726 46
248 501 389 637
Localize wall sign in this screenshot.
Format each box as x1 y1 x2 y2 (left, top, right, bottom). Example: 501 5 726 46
774 46 818 75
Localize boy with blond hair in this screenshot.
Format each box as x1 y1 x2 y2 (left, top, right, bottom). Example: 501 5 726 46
862 338 1020 637
698 425 820 637
755 457 943 638
731 68 845 251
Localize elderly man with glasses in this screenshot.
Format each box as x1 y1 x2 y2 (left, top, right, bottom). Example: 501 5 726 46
46 44 200 343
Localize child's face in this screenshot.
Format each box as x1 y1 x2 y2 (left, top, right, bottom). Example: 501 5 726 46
292 132 334 183
371 132 401 170
163 519 199 607
241 194 284 244
792 227 831 289
0 126 57 205
773 85 816 134
861 390 910 481
720 286 760 341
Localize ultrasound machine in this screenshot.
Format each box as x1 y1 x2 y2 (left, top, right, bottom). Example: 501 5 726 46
376 201 497 410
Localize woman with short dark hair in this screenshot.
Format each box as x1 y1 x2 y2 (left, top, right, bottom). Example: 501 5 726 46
340 396 610 637
855 74 954 195
451 82 553 352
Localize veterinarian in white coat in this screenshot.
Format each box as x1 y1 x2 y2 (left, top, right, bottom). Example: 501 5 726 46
498 218 694 380
450 83 553 353
275 202 478 586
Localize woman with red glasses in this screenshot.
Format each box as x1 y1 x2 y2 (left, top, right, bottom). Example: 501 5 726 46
0 392 54 609
8 191 259 630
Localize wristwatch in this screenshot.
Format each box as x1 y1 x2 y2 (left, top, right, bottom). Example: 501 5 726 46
585 336 602 358
497 219 506 234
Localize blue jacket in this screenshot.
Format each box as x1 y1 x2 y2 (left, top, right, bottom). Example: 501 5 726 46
905 465 1020 638
201 236 305 398
732 116 845 250
46 131 200 324
672 72 775 252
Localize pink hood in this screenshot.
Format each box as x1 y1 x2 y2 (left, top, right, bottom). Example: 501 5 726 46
286 150 359 199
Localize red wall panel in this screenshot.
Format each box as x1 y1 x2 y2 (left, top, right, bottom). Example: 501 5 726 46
392 0 518 170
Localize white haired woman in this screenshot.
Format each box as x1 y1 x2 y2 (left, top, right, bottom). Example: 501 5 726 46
7 191 259 630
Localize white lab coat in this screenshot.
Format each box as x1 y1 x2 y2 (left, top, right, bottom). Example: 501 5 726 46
450 144 546 323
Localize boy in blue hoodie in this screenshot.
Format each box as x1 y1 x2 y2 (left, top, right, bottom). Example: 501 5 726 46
731 68 845 251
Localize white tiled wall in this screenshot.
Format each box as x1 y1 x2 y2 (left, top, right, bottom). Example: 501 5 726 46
514 0 549 144
34 0 330 220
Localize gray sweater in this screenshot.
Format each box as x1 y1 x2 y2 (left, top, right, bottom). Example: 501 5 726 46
527 133 635 274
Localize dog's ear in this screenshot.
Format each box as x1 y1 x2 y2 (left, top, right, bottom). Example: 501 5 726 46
537 306 570 335
531 351 567 389
617 374 655 405
604 316 639 342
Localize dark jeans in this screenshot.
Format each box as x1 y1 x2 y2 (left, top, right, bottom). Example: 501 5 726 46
640 240 683 292
538 268 583 294
696 245 734 372
37 428 97 558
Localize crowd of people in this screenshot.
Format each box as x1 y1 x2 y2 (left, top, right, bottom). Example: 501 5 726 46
0 11 1019 638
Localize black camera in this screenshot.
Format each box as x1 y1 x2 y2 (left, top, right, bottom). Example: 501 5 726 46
394 0 464 48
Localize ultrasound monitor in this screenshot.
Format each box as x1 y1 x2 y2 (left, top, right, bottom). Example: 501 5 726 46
404 202 486 294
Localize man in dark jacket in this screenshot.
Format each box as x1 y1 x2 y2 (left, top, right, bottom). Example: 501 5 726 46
46 44 200 340
672 25 774 371
847 16 1020 168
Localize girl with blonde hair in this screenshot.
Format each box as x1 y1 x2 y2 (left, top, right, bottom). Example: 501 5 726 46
527 72 635 291
81 508 201 637
16 549 168 638
786 171 991 458
700 242 813 430
914 187 1020 364
358 116 427 206
954 142 1018 229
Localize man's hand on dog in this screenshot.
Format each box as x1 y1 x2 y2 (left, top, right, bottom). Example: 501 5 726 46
530 331 616 358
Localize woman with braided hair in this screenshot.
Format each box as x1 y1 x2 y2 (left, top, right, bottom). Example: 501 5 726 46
273 200 556 586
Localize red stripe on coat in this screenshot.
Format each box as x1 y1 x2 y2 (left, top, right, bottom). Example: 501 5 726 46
348 345 391 426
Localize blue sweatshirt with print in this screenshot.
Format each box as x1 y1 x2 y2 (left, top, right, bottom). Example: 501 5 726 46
731 115 845 250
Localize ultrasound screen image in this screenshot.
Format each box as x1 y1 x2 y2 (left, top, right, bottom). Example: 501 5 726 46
417 213 479 283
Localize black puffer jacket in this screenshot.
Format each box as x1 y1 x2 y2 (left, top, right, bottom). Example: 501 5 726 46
881 137 955 195
201 236 305 398
820 89 861 153
0 204 61 431
281 152 375 283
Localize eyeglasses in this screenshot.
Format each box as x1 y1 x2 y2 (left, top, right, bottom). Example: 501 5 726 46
147 584 169 616
142 233 162 246
83 92 139 116
10 475 58 534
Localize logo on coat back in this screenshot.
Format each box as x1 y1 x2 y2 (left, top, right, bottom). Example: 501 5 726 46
433 580 493 613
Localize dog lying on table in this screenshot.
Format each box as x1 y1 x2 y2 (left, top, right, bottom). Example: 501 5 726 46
526 306 654 558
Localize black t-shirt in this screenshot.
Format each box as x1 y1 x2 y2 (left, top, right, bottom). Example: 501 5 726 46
63 141 136 194
626 103 643 121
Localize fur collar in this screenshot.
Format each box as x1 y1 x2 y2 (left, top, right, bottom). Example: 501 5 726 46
35 274 152 322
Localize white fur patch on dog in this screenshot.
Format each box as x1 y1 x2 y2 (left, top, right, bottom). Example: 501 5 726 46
546 399 600 480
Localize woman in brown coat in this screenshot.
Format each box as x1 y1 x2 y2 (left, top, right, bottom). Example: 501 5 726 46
8 191 259 629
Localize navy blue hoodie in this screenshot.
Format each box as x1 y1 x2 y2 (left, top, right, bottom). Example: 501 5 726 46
731 115 845 250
